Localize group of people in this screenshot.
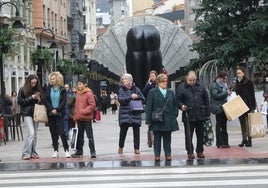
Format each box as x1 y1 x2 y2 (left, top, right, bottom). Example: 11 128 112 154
18 72 96 160
12 65 265 161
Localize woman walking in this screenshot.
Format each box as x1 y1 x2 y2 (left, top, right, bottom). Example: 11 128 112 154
44 72 71 158
210 71 231 148
18 74 42 160
145 74 179 161
236 67 256 147
117 73 145 155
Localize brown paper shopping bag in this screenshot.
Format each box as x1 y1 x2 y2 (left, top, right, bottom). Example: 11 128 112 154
248 113 266 138
222 95 249 121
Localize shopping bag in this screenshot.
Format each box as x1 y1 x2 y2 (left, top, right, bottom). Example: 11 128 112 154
0 116 6 141
260 101 267 115
33 104 48 123
222 95 249 121
203 118 214 146
129 100 144 115
95 109 101 121
70 124 78 150
248 113 266 138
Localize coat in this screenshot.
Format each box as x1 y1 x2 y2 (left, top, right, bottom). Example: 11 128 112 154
117 84 145 126
235 78 256 112
74 87 96 121
44 85 66 117
145 87 179 132
176 80 210 122
210 82 228 115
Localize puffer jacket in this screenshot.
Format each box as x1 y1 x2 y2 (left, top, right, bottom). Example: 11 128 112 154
18 87 40 117
73 87 96 121
118 84 145 126
210 82 228 115
176 80 210 122
44 85 66 117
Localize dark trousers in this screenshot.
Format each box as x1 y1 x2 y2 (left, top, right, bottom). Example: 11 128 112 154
184 121 204 155
119 124 140 150
49 115 69 152
238 113 250 141
76 120 96 154
215 112 229 146
153 131 171 157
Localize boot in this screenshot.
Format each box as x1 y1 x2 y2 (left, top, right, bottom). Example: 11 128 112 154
238 140 247 147
147 131 152 148
245 137 252 147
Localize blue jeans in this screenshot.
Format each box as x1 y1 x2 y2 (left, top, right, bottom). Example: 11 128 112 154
22 116 38 158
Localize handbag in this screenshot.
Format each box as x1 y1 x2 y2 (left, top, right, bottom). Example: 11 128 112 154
33 104 48 123
151 96 170 123
70 124 78 150
248 112 266 138
129 100 144 115
203 118 214 146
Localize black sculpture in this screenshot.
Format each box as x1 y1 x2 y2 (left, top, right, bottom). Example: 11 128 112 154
126 25 163 89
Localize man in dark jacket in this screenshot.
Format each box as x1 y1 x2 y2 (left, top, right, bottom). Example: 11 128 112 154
176 71 210 159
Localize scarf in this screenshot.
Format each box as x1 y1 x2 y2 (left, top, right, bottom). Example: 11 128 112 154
216 78 228 91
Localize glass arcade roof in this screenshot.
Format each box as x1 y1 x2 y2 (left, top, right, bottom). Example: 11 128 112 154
92 15 198 76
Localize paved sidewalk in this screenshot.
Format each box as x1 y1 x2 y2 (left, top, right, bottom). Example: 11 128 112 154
0 108 268 170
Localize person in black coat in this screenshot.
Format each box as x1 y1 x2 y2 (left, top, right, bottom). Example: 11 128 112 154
210 71 232 148
142 70 158 148
18 74 42 160
235 67 256 147
176 71 210 159
117 73 145 155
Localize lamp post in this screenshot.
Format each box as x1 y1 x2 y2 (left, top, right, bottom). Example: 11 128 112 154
38 28 58 86
0 2 24 116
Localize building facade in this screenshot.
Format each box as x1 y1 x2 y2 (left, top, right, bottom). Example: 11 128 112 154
109 0 129 24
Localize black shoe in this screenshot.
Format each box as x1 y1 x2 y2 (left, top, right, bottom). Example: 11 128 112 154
91 152 97 158
71 152 83 158
221 145 230 148
238 140 247 147
245 138 252 147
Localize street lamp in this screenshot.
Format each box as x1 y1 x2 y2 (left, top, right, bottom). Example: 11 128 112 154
0 2 24 116
37 28 58 86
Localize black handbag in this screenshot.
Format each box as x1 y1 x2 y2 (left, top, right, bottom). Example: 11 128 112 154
151 96 169 123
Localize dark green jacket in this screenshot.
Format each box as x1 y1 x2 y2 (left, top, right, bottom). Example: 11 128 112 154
210 82 228 115
145 87 179 132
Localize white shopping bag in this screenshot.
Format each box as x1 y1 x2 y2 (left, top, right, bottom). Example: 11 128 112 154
70 124 78 150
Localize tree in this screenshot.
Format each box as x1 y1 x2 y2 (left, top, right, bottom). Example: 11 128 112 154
189 0 267 70
30 48 53 70
0 27 13 55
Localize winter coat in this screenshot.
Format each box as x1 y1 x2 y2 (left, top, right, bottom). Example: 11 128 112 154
176 80 210 122
210 82 228 115
74 87 96 121
18 87 40 117
44 85 66 117
145 87 179 132
235 78 256 112
142 82 157 99
117 84 145 126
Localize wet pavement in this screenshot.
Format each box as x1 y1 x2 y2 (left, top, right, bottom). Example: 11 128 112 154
0 108 268 171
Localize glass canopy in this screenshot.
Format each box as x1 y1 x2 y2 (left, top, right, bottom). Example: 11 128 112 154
92 15 198 76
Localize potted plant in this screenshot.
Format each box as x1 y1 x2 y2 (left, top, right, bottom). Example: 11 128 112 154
30 48 53 70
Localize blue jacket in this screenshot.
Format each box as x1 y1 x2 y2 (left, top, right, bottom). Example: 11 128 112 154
117 84 145 126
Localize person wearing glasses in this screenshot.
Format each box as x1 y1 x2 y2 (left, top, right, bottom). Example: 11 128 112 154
176 71 210 159
210 71 232 148
145 74 179 161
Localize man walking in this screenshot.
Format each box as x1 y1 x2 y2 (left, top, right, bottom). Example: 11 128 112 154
176 71 210 159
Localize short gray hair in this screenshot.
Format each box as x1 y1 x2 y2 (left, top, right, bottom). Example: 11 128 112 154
122 73 133 83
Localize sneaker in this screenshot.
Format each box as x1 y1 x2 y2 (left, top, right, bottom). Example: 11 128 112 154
51 151 59 158
22 156 31 160
65 151 71 158
71 152 83 158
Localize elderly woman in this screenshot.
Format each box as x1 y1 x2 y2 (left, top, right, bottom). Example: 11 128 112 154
145 74 179 161
117 73 145 155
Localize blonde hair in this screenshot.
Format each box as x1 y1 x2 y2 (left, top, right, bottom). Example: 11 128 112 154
48 71 64 86
157 73 168 83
